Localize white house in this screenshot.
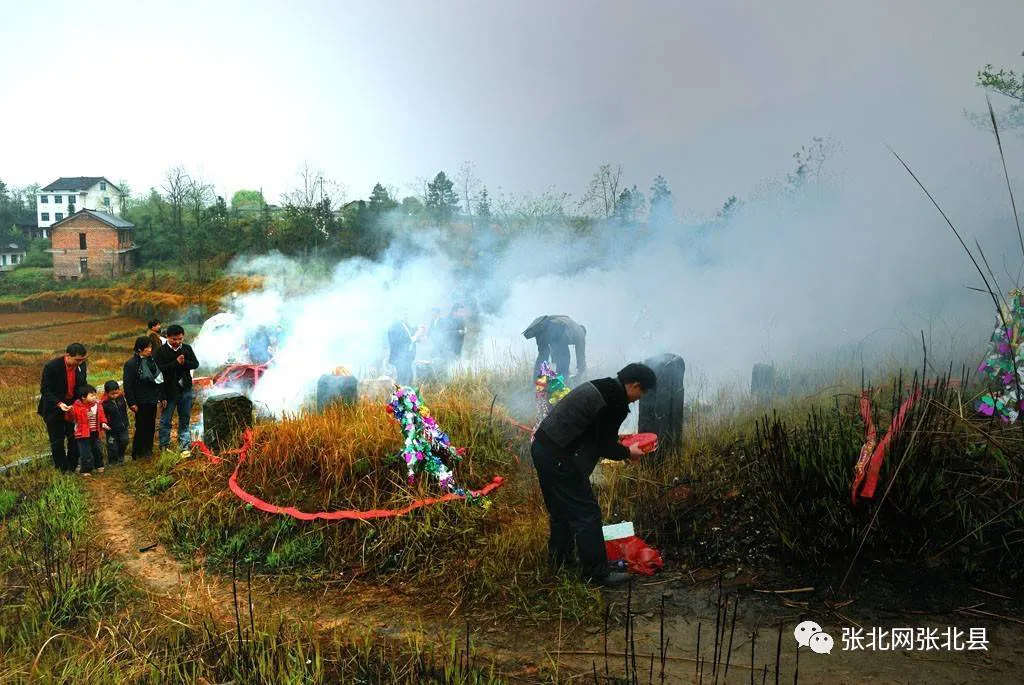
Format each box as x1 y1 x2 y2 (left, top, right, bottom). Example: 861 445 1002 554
0 242 27 272
37 177 124 235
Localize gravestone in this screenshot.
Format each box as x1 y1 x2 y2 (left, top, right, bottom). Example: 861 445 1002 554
415 360 440 384
202 392 254 452
316 374 358 411
751 363 776 401
638 353 686 457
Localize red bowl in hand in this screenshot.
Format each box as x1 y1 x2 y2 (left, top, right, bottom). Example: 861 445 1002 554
619 433 659 453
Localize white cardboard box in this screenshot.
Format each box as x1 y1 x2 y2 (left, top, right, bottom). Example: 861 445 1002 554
602 521 635 541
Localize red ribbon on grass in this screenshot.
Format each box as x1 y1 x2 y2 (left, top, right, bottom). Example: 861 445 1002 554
851 389 921 505
192 429 504 521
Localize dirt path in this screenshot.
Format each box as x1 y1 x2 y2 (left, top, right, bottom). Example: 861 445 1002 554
87 475 1024 684
86 474 555 681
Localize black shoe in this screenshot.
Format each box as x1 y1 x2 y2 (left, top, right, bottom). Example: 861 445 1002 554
593 572 631 587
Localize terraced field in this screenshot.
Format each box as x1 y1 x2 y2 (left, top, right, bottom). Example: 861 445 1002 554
0 315 144 354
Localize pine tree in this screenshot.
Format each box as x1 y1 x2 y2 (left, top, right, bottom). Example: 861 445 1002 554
425 172 461 224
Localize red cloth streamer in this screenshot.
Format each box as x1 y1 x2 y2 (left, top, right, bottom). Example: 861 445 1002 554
192 430 504 520
851 389 921 505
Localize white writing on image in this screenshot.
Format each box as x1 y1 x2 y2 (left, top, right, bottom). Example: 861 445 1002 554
840 627 988 651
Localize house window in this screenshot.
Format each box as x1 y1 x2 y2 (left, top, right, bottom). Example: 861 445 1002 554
55 212 63 221
68 203 75 214
100 181 107 191
40 195 48 203
41 212 49 221
79 233 87 249
55 195 62 203
103 196 110 207
79 258 88 275
1 255 6 266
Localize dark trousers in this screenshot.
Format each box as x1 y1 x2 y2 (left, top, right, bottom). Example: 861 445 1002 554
533 341 571 379
106 429 130 465
45 415 78 473
77 432 103 473
132 403 157 458
530 439 608 580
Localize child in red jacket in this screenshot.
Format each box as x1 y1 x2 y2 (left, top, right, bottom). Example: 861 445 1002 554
65 384 110 475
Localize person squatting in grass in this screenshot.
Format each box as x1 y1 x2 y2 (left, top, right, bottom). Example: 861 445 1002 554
37 342 89 473
65 384 110 476
530 362 657 587
154 324 200 452
123 336 166 460
101 380 131 466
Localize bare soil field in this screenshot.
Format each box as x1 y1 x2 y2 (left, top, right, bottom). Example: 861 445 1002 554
0 312 100 330
0 315 144 352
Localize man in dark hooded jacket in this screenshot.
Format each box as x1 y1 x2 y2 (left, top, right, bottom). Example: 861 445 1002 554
523 314 587 380
531 362 657 586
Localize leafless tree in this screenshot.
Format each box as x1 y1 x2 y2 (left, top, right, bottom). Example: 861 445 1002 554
283 162 344 210
161 166 190 272
578 163 622 218
494 186 570 233
187 176 214 280
457 161 482 229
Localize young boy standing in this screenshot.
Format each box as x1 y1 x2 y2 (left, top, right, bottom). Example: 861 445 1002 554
65 385 110 475
102 380 130 466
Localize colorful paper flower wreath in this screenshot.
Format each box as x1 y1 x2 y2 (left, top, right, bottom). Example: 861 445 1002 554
386 385 483 502
977 289 1024 423
533 361 571 432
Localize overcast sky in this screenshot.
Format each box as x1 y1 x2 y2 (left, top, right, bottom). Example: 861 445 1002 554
1 0 1020 214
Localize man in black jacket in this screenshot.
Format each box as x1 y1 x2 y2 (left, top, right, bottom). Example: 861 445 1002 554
154 324 200 452
37 343 89 472
523 314 587 380
531 362 657 586
435 303 468 362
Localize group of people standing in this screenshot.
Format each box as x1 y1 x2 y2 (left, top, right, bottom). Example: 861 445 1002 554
37 318 200 475
387 303 468 385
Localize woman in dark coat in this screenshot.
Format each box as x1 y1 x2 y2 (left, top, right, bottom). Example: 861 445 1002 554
122 336 166 459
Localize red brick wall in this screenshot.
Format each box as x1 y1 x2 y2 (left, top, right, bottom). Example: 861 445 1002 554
51 215 136 279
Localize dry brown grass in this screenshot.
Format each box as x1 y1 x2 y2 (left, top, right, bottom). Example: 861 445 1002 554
238 397 511 512
0 274 262 320
137 372 598 623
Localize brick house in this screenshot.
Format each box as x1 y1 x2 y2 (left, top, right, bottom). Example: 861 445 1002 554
47 209 137 280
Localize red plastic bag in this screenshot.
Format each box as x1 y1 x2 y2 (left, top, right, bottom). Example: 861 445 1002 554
605 536 664 576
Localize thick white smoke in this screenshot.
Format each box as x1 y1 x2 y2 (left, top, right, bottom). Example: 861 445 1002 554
192 100 1024 418
193 234 463 417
